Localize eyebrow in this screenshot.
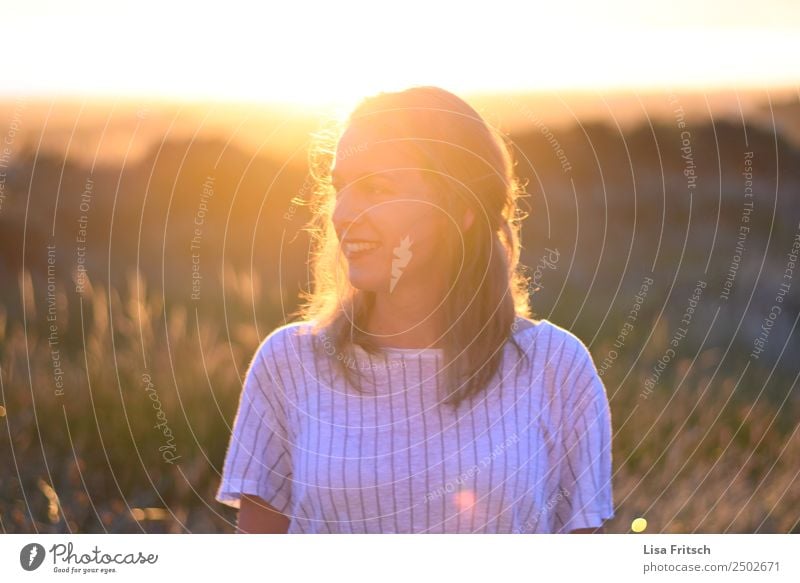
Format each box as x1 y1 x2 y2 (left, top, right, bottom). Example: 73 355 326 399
331 170 395 187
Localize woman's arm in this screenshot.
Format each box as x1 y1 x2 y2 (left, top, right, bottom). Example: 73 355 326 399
236 494 291 533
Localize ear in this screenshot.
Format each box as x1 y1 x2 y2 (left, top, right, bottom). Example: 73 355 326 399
462 207 475 231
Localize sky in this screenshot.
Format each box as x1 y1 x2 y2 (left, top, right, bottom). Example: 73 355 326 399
2 0 799 110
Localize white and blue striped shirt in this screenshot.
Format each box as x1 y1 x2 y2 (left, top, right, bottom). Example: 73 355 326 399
216 317 614 533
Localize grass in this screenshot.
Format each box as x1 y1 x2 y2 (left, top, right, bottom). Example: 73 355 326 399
1 267 798 533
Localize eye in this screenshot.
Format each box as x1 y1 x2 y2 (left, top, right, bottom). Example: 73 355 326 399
363 178 396 196
368 184 392 196
333 180 393 201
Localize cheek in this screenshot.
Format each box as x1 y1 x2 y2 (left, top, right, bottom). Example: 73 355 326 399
379 211 448 272
375 203 445 245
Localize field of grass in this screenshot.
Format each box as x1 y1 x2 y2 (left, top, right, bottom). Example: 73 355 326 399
1 267 798 533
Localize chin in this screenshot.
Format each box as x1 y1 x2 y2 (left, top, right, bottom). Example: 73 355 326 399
347 274 384 292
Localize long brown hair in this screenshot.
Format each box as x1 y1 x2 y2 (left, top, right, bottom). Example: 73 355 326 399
290 86 533 409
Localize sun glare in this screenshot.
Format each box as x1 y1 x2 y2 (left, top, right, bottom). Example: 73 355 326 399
0 1 797 108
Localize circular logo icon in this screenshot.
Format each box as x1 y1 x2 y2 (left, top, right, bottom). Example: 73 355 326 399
20 543 46 571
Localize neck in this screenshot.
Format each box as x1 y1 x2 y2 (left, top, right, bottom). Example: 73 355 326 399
366 287 446 349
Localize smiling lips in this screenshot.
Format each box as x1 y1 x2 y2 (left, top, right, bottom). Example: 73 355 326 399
342 240 381 258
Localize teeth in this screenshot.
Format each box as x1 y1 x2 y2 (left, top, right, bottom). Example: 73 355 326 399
344 242 380 254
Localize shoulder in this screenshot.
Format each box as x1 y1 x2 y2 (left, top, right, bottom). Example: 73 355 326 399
539 322 608 415
514 317 589 357
511 319 610 436
248 319 318 376
519 318 598 382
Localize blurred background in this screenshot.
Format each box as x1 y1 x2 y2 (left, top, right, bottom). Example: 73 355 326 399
1 0 799 533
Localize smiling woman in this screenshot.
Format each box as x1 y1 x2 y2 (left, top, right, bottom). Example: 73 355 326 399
215 86 614 534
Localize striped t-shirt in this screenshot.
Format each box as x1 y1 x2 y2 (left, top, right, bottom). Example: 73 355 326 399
215 316 614 533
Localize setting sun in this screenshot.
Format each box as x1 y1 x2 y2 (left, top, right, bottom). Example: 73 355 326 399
1 0 798 109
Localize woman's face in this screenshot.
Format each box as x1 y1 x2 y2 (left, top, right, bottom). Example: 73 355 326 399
331 124 456 295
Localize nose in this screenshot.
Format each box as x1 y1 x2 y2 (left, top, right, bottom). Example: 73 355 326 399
331 186 367 240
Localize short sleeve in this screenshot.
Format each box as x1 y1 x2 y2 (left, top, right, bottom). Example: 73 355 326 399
215 341 293 514
552 343 614 533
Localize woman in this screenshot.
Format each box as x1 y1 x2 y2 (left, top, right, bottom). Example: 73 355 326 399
215 86 614 533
